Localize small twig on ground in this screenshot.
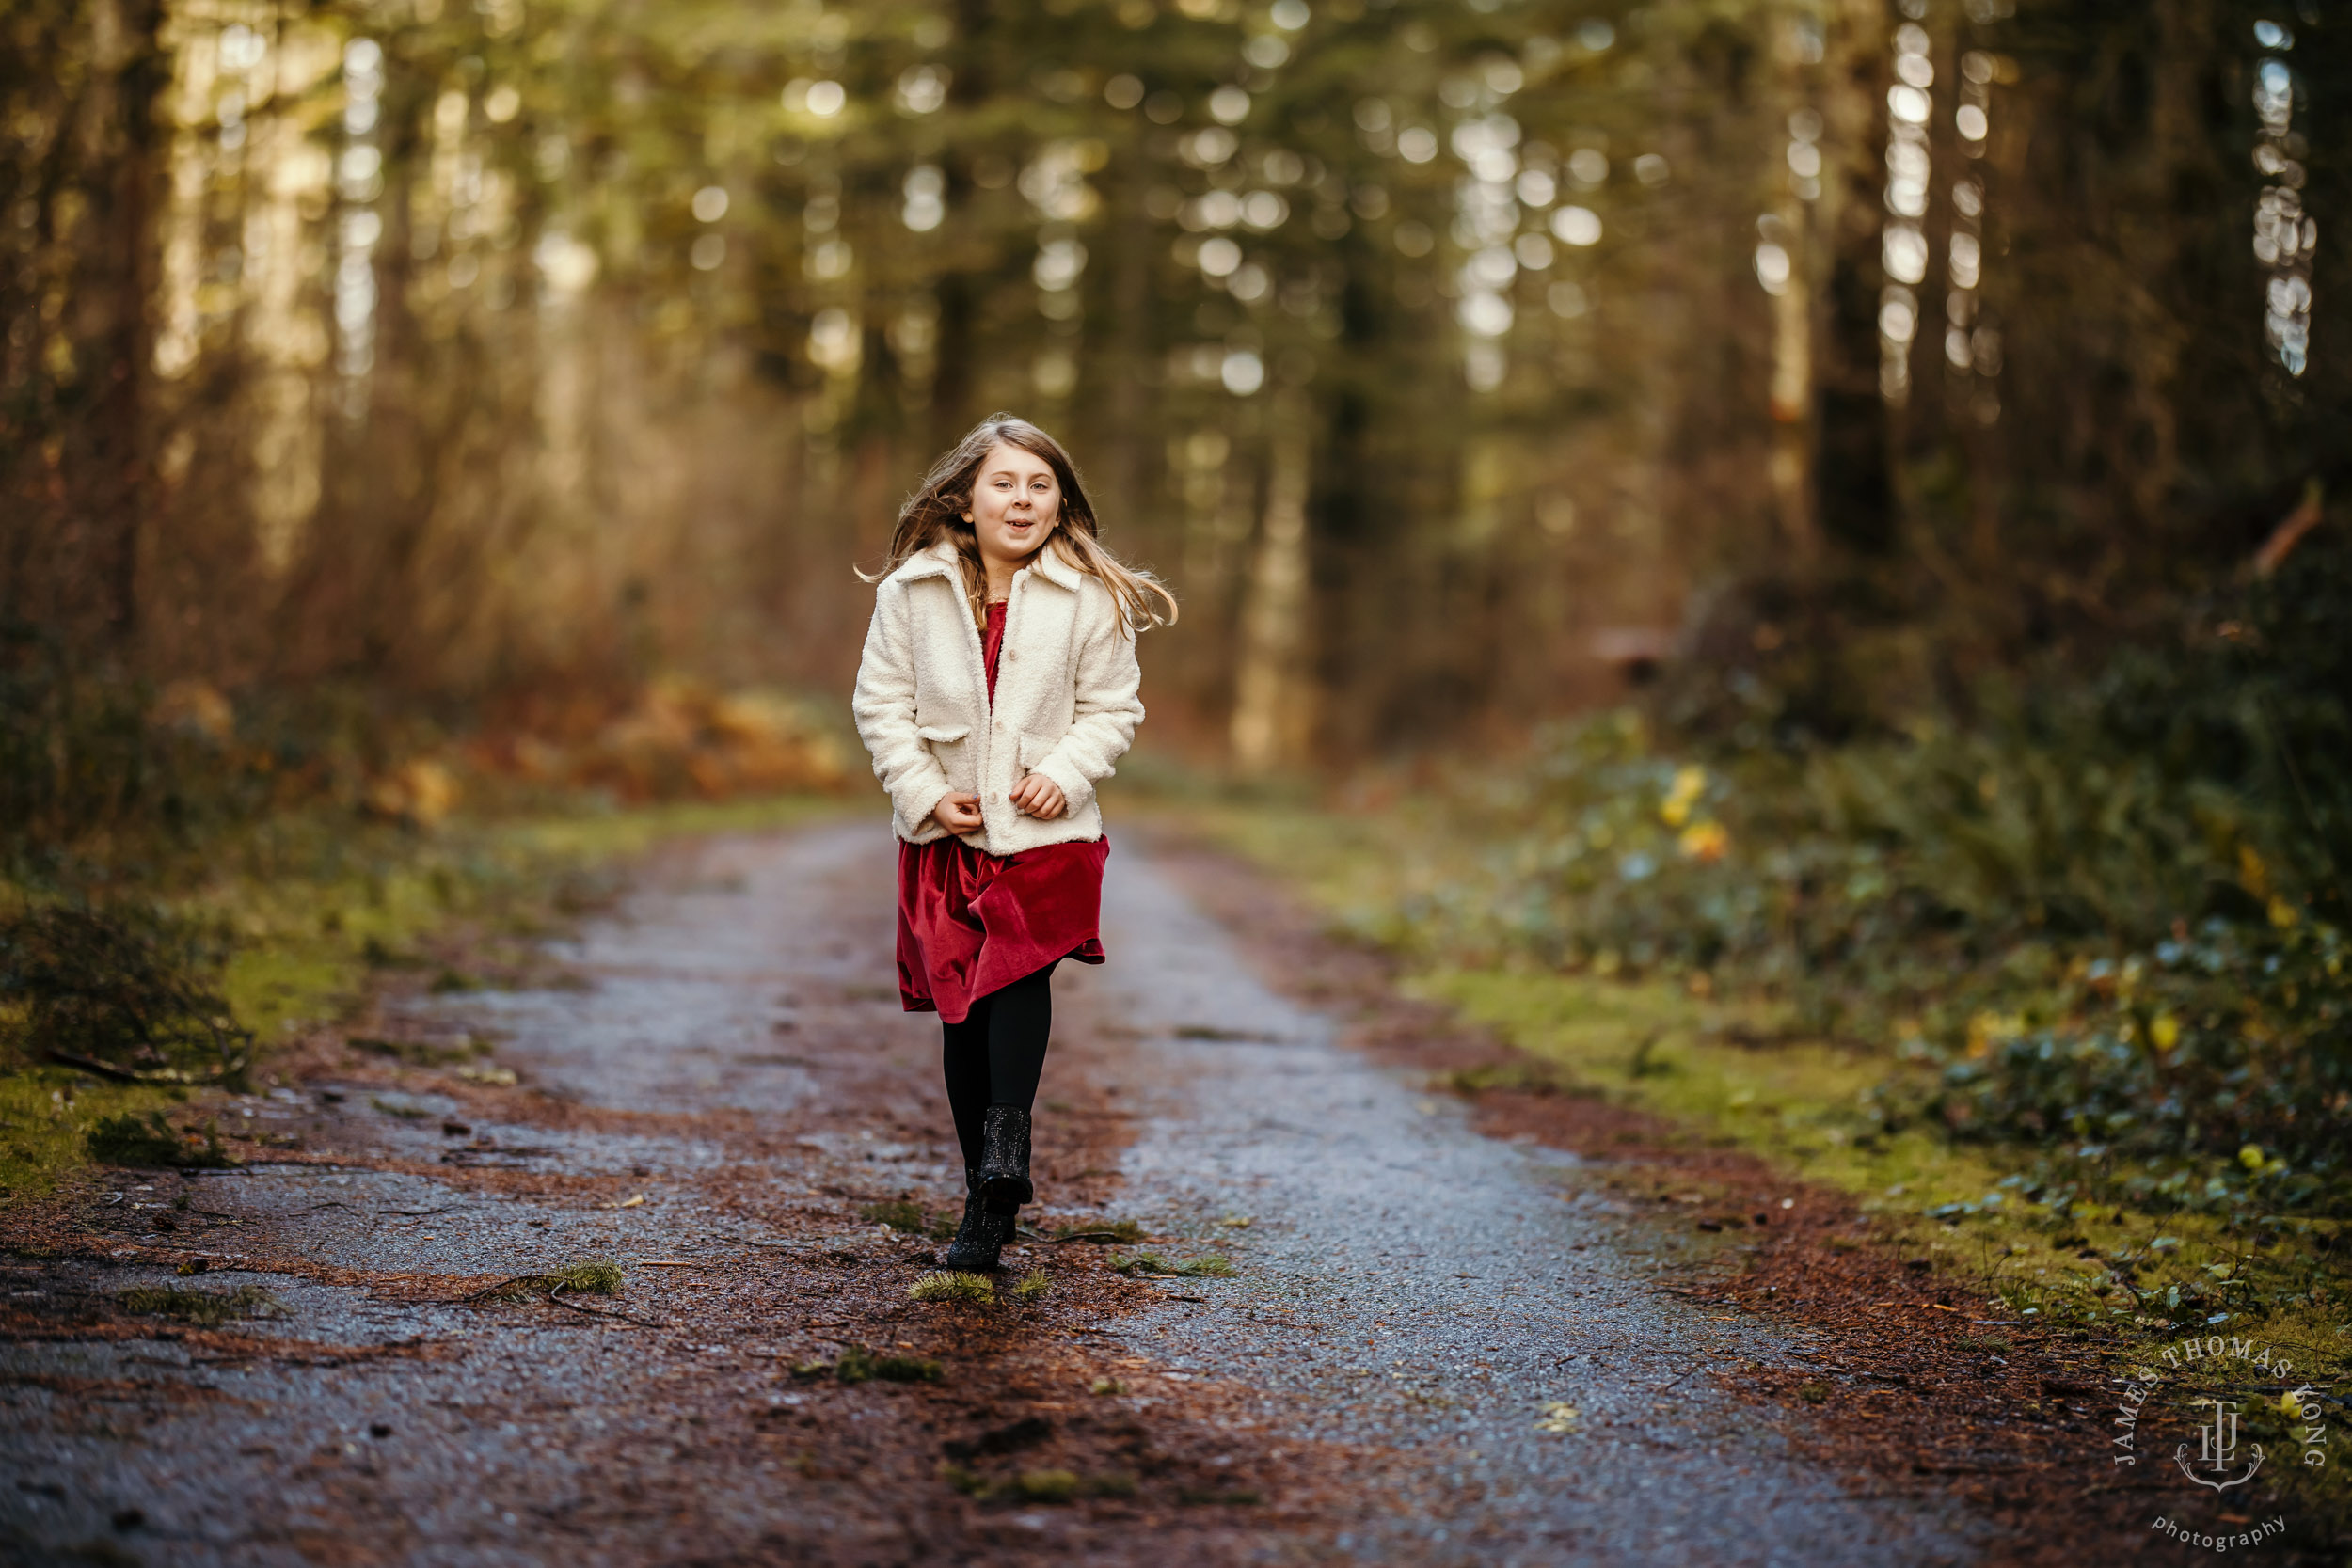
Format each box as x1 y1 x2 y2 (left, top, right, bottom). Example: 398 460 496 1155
441 1259 626 1307
542 1290 663 1329
44 1049 248 1086
446 1277 532 1305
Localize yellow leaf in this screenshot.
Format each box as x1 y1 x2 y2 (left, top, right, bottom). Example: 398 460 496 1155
1677 821 1730 863
2267 895 2298 929
1659 766 1708 827
2238 1144 2265 1171
2150 1012 2181 1052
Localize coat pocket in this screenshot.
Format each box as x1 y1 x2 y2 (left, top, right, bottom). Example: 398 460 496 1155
917 723 975 791
1017 731 1059 772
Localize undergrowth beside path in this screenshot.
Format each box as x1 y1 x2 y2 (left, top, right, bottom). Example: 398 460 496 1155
0 795 847 1204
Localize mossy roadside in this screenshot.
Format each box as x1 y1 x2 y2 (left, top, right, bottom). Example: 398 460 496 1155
0 794 850 1206
1143 789 2352 1537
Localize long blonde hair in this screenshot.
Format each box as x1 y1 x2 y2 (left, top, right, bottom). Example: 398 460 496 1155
862 414 1178 633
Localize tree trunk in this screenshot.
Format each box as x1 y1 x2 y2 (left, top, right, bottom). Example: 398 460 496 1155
1229 391 1313 771
1813 0 1894 557
1768 6 1823 564
69 0 167 647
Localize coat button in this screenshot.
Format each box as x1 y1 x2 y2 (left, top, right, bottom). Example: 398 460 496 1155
1008 651 1018 662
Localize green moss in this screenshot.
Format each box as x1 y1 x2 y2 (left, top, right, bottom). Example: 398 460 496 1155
1416 968 2014 1201
860 1199 935 1234
938 1462 1132 1502
548 1259 624 1294
117 1284 281 1325
472 1257 624 1303
909 1271 994 1304
87 1110 235 1168
830 1343 942 1384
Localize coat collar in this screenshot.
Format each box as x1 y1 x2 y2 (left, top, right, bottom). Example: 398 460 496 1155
887 536 1085 592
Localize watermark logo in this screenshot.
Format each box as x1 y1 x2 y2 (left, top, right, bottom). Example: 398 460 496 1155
2105 1332 2328 1553
2180 1397 2262 1492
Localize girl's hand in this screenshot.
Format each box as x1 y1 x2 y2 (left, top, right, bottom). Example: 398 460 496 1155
930 792 984 832
1009 773 1068 820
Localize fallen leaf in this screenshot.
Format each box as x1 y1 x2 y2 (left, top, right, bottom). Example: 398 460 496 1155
601 1193 647 1210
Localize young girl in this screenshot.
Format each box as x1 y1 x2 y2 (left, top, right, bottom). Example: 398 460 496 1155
853 415 1176 1271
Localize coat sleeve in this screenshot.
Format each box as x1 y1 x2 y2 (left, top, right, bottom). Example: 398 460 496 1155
850 583 953 841
1027 588 1143 819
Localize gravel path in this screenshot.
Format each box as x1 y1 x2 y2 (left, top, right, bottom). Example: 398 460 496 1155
0 821 1986 1565
1064 847 1981 1567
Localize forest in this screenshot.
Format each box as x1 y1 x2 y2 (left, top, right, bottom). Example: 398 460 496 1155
12 0 2345 1106
8 0 2338 763
4 0 2352 1551
2 0 2349 1547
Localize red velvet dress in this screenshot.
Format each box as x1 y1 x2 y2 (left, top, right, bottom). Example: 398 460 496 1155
896 599 1107 1023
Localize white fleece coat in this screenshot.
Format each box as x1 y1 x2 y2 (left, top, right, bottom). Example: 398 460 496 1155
851 538 1144 855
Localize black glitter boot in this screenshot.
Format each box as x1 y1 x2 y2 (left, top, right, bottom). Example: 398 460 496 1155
977 1104 1034 1214
942 1170 1010 1271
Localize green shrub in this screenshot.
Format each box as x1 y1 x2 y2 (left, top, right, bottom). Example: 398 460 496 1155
1375 544 2352 1203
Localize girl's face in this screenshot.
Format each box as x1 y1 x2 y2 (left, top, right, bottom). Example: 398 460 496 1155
961 441 1063 566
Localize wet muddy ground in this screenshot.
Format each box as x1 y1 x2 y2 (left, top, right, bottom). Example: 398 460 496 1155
0 820 2202 1564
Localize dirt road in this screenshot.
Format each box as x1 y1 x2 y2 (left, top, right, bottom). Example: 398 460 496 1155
0 821 1983 1565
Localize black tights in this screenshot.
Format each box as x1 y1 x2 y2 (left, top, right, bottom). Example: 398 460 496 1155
941 960 1057 1174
